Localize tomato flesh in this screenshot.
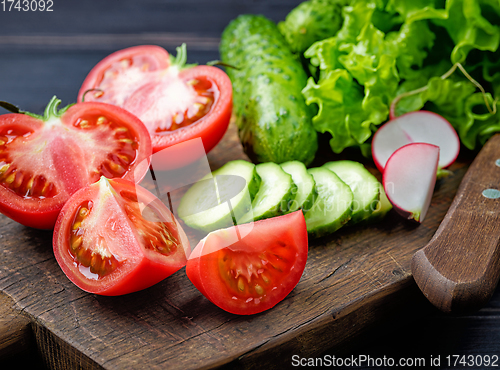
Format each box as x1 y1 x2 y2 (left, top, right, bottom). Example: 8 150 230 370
0 98 151 229
78 45 233 164
186 211 308 315
54 177 190 295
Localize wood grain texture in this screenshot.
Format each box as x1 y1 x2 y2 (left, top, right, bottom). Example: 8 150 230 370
0 121 471 369
0 292 32 359
412 134 500 313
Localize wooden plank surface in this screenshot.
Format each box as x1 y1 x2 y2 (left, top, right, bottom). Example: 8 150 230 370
1 1 499 369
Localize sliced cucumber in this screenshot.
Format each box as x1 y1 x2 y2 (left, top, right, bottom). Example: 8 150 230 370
305 167 353 237
359 183 392 224
177 160 260 233
239 162 296 224
280 161 316 213
322 160 380 224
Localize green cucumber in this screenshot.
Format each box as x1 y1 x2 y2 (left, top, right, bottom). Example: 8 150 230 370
220 14 318 165
239 162 296 224
177 160 260 233
359 183 392 224
322 160 380 224
304 167 353 237
280 161 316 213
277 0 345 55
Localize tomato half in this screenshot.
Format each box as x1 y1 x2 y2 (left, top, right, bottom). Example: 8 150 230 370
78 44 233 166
0 97 151 229
186 211 308 315
53 177 190 296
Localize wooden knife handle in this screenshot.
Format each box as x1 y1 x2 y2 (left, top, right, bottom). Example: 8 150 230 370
412 134 500 313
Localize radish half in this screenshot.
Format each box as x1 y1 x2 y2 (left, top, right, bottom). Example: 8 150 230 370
383 143 439 223
372 111 460 172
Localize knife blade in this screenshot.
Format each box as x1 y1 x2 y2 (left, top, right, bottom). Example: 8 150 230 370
411 133 500 313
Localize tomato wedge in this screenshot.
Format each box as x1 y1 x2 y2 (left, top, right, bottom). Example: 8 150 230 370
78 44 232 165
0 97 151 229
186 211 308 315
53 177 190 296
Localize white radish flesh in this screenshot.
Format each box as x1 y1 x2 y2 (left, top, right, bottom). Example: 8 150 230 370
372 111 459 172
383 143 439 223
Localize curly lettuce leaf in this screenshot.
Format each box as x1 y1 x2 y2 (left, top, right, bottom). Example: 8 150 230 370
302 70 375 153
432 0 500 63
302 0 500 153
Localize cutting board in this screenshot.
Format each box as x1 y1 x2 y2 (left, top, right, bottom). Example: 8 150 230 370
0 119 471 369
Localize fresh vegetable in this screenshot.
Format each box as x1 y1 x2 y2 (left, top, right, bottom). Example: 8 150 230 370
53 177 190 295
178 159 388 236
185 210 308 315
177 160 261 233
238 162 296 224
0 96 151 229
220 14 318 165
359 183 392 224
302 0 500 154
322 160 380 224
372 110 460 172
78 44 232 164
304 167 353 237
280 161 316 213
277 0 346 55
383 143 439 223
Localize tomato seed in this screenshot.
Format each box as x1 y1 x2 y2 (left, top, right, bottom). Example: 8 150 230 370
71 236 83 251
115 127 128 134
12 171 23 189
5 171 15 185
254 284 264 295
237 277 246 292
96 116 107 125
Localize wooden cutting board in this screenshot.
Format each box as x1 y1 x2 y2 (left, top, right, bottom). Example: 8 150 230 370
0 121 471 369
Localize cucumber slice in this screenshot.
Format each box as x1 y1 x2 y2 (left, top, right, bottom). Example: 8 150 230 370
178 160 260 233
280 161 316 213
305 167 353 237
359 183 392 224
322 161 380 224
239 162 296 224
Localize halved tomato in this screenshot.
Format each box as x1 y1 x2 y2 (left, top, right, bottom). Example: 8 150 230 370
78 44 232 166
186 211 308 315
53 177 190 296
0 96 151 229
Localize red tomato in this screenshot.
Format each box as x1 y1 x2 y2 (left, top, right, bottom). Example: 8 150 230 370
53 177 190 296
78 44 233 166
0 97 151 229
186 211 308 315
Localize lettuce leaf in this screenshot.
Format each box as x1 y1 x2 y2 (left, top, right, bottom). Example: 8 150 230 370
302 0 500 153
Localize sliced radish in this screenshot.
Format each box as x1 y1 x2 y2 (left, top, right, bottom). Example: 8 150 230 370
372 111 460 172
383 143 439 223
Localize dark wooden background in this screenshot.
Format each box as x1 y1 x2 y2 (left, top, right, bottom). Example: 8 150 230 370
0 0 499 369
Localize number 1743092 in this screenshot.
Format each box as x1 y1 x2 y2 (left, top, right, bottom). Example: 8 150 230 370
1 0 53 11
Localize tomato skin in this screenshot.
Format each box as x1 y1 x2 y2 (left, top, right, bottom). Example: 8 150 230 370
53 177 190 296
78 45 233 168
186 211 308 315
0 99 152 229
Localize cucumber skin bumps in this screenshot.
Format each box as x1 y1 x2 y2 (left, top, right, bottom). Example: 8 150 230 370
220 14 318 166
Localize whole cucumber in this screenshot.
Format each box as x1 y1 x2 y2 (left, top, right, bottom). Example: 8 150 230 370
220 14 318 166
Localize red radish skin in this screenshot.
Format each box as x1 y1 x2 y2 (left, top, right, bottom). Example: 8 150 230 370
372 111 459 173
383 143 440 223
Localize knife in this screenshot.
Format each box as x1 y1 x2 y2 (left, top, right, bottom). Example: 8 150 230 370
411 133 500 313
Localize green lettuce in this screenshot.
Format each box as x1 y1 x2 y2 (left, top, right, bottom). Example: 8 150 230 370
302 0 500 153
